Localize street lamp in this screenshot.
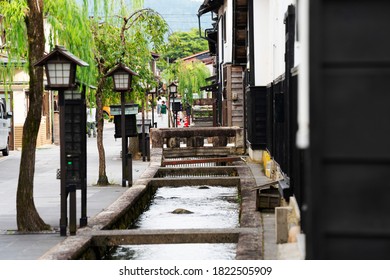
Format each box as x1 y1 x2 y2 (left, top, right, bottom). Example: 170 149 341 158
34 45 89 236
168 82 178 127
35 45 88 90
150 52 160 129
105 63 138 187
149 86 156 127
169 81 178 98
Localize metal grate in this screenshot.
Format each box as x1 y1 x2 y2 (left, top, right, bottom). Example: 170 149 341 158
162 156 240 168
155 166 238 178
157 172 231 178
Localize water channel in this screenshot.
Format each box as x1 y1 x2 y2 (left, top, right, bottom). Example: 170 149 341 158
106 185 239 260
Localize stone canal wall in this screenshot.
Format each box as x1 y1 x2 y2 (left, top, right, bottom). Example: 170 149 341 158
40 148 263 260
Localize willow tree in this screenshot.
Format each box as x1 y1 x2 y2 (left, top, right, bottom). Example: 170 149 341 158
161 28 208 62
91 2 168 184
176 60 210 105
0 0 99 231
160 59 210 108
159 28 209 105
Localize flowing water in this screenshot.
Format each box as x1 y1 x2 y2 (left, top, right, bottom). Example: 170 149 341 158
109 243 237 260
107 185 239 260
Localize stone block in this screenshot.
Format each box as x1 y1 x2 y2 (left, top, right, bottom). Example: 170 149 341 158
275 206 292 244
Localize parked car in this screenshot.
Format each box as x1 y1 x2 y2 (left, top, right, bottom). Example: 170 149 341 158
0 99 12 156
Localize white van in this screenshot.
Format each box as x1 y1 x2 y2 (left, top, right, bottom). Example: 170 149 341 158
0 99 12 156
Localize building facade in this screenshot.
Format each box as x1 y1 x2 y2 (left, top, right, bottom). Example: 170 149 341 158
0 58 55 150
199 0 390 259
0 19 56 151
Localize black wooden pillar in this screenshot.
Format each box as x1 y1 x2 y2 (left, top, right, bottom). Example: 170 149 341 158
59 86 87 236
307 0 390 259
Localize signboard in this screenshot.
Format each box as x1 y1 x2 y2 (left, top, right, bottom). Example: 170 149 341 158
110 104 139 116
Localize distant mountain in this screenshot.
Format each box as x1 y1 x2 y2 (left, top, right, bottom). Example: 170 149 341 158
144 0 212 32
76 0 211 33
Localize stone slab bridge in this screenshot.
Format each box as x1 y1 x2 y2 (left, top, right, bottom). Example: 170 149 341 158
151 126 245 166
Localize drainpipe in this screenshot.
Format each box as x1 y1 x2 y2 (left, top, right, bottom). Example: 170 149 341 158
218 18 224 127
296 0 309 149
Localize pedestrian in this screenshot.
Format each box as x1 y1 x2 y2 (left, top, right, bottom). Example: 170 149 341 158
160 100 167 117
86 103 97 138
160 100 167 124
185 102 192 124
157 96 162 116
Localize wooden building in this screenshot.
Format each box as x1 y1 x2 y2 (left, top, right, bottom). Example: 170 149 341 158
199 0 390 259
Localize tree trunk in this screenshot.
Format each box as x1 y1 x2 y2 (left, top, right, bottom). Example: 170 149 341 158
95 78 109 185
129 136 140 159
16 0 51 231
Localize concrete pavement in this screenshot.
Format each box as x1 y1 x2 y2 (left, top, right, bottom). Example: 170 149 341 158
0 112 168 260
246 160 303 260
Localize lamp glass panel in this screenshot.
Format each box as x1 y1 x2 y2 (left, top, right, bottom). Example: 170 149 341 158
114 72 130 90
169 84 177 93
64 90 81 100
47 62 71 86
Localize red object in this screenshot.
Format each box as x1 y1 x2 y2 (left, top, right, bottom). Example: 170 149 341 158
184 116 189 127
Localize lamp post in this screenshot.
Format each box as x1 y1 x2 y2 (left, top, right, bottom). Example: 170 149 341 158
168 82 177 127
149 86 156 128
150 52 160 128
34 45 89 236
105 63 138 187
63 85 88 230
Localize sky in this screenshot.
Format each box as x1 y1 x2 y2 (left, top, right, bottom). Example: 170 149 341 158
78 0 211 33
143 0 211 33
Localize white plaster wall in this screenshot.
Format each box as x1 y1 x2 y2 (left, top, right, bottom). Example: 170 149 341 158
13 90 27 125
44 18 53 53
253 0 271 86
224 0 233 64
294 2 302 69
272 0 288 80
206 63 214 75
13 70 29 83
218 0 233 67
218 5 224 68
253 0 299 85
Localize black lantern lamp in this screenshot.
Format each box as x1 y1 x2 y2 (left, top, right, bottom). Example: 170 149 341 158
34 45 89 236
149 85 157 128
106 62 138 92
106 63 138 187
168 81 177 98
34 45 89 90
168 82 178 127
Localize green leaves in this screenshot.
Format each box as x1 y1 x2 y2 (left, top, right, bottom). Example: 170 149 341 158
162 28 208 62
158 28 210 105
0 0 98 86
91 3 168 104
1 0 168 105
45 0 97 86
0 0 28 65
177 60 210 105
